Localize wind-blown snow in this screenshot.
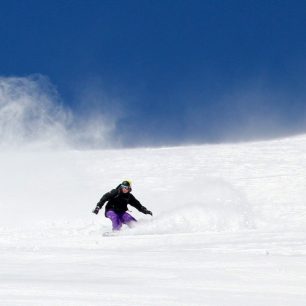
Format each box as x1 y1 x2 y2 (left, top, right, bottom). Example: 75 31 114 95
0 76 118 150
1 135 306 305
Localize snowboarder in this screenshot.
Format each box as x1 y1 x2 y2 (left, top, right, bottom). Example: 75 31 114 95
92 180 152 231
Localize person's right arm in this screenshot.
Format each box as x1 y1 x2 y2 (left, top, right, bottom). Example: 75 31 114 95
92 189 118 214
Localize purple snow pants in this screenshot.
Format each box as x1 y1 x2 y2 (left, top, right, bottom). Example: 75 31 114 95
106 210 137 231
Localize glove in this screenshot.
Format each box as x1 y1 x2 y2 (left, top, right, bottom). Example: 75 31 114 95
92 206 100 215
141 206 153 216
146 210 153 216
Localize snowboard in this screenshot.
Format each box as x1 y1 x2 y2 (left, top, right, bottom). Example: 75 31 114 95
103 231 119 237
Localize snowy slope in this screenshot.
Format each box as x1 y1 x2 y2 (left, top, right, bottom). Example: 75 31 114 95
1 135 306 305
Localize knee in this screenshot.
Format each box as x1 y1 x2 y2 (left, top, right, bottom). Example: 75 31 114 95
106 210 117 220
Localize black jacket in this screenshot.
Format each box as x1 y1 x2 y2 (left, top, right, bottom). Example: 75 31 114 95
97 188 145 215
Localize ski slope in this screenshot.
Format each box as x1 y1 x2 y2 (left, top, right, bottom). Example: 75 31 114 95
1 135 306 305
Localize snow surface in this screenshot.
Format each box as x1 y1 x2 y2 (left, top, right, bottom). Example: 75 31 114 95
1 135 306 305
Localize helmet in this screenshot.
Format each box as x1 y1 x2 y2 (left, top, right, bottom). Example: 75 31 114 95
121 180 131 188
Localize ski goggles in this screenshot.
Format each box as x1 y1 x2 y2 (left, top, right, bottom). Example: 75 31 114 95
121 185 130 189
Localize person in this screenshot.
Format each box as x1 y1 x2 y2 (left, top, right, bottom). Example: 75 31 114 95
92 180 152 231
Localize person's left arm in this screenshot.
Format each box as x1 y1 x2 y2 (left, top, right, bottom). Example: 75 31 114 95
129 194 153 216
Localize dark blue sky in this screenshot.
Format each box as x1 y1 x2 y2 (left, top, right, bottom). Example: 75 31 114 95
1 0 306 146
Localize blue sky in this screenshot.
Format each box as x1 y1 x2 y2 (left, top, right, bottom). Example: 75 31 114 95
1 0 306 146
